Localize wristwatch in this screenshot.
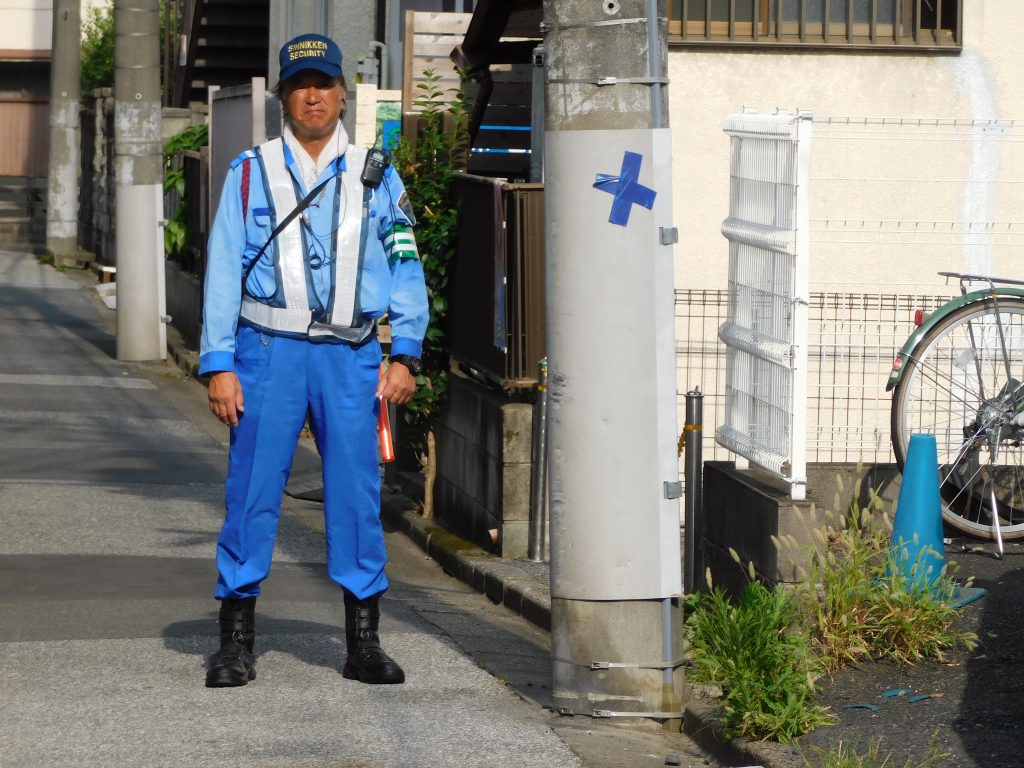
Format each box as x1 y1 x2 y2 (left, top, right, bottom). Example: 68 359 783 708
390 354 423 375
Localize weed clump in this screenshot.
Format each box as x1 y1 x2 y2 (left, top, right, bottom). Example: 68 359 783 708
684 564 835 742
793 484 977 671
684 474 978 745
802 733 947 767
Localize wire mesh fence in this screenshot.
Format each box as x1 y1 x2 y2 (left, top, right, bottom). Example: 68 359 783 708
677 116 1024 469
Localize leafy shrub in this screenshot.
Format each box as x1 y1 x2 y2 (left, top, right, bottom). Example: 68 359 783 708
688 474 977 745
81 4 115 96
390 69 469 456
163 124 209 257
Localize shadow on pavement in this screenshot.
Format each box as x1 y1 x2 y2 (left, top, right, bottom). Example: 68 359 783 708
162 616 350 674
953 555 1024 764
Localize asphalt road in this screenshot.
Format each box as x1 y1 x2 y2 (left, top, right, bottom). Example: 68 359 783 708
0 251 710 768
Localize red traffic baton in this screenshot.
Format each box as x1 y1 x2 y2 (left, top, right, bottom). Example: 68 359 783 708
378 365 395 463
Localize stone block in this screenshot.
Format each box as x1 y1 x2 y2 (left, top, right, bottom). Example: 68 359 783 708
501 403 534 464
501 462 533 522
484 571 504 604
500 520 530 559
521 593 552 631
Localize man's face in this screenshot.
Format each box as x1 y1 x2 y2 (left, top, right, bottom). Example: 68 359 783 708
282 71 345 143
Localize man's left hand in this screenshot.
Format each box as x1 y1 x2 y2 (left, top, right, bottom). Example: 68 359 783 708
376 361 417 405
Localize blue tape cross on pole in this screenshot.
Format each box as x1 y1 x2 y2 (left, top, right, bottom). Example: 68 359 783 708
593 151 657 227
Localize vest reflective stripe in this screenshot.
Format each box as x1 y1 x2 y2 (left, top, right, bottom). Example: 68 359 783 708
256 139 307 312
240 296 313 335
239 139 366 337
329 144 367 327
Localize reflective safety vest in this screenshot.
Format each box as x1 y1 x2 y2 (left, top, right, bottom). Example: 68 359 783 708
239 138 373 343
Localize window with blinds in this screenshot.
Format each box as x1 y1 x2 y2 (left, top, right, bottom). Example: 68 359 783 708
670 0 961 49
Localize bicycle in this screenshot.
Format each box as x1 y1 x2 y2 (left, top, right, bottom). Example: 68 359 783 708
888 272 1024 555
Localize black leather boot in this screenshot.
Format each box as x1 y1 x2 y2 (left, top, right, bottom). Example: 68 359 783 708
205 597 257 688
343 591 405 684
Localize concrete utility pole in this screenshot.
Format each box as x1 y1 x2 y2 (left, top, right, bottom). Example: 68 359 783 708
543 0 684 725
46 0 81 265
114 0 165 361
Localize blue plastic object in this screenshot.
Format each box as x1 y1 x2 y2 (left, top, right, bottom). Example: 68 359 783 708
891 434 946 591
593 152 657 227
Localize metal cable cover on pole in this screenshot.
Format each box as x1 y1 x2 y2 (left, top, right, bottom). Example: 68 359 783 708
529 358 550 562
684 387 704 595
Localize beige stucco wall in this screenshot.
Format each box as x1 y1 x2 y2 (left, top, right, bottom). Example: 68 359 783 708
667 1 1024 292
0 0 52 53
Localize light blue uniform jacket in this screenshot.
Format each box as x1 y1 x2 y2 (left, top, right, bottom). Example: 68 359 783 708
199 144 428 376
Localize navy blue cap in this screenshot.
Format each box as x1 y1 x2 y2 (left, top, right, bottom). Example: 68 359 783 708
279 34 342 81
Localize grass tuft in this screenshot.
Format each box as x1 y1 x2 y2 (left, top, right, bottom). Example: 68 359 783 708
685 580 835 742
802 733 947 767
687 472 977 747
797 486 977 671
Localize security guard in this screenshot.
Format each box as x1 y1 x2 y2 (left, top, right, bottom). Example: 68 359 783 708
199 33 427 688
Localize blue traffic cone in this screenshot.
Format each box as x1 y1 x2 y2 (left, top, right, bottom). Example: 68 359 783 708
891 434 946 591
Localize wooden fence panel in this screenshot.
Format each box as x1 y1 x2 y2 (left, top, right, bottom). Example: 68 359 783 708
402 11 471 112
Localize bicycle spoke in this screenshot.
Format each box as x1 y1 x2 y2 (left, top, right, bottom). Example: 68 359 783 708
893 297 1024 539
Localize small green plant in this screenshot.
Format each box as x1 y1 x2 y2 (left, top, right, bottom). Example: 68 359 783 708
80 3 115 96
390 69 469 455
802 734 947 767
389 68 469 515
791 481 977 671
685 561 835 743
163 124 209 258
688 474 977 746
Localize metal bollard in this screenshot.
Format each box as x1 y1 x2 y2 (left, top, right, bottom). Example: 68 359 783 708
529 358 549 562
684 387 704 594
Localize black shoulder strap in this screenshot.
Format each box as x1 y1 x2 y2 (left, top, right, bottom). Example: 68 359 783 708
241 169 337 292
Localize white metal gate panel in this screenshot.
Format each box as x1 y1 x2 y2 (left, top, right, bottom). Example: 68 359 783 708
716 109 812 499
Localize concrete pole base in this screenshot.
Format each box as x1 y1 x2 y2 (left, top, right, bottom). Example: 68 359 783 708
551 597 688 727
48 245 90 270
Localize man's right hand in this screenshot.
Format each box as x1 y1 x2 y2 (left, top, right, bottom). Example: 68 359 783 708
208 371 245 427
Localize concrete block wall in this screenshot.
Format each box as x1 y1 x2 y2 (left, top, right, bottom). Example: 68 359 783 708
701 461 901 599
435 375 534 559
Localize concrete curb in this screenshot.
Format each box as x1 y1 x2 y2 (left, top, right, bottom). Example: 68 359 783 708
379 499 553 632
683 700 803 768
166 326 201 380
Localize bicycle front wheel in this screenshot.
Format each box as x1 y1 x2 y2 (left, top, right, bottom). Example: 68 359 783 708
891 296 1024 540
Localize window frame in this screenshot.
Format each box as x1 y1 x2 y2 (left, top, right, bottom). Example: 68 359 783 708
668 0 962 51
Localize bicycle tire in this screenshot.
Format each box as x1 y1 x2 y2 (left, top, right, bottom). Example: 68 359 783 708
891 296 1024 540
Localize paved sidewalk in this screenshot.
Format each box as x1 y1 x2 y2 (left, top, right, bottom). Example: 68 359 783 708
0 252 712 768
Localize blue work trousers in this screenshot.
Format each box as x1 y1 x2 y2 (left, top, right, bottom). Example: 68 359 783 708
214 325 389 600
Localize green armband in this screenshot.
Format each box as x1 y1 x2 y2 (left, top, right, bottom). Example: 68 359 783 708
383 225 419 266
